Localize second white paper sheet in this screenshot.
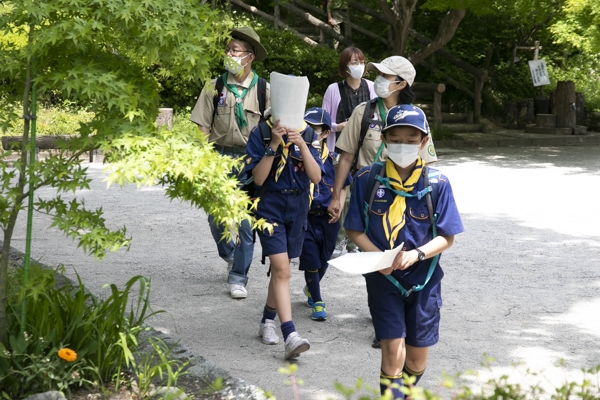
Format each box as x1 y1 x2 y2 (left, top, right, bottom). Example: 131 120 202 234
270 72 310 130
328 243 404 274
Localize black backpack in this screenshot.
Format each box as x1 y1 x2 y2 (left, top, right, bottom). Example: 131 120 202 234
350 98 382 175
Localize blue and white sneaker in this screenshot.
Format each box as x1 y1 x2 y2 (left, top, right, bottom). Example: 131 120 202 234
311 301 327 321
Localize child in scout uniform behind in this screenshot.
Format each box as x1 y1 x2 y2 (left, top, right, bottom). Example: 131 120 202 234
243 116 323 359
300 107 352 321
344 104 464 398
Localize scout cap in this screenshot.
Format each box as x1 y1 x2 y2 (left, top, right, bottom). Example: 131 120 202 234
384 104 430 135
231 27 268 62
303 107 332 131
367 56 416 86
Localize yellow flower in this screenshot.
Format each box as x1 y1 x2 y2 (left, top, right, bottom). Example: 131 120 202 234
57 348 77 362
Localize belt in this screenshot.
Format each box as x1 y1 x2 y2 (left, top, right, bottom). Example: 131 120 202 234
266 188 301 195
309 210 328 217
219 145 246 155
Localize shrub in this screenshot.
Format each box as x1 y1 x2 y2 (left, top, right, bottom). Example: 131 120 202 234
0 264 161 398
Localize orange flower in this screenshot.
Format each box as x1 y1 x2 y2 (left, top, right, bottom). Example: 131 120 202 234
57 348 77 362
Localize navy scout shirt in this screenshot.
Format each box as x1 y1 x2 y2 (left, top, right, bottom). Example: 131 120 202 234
243 122 324 193
311 150 352 213
344 163 464 287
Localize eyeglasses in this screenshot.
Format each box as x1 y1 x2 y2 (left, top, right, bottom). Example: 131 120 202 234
225 48 251 56
378 72 402 83
348 61 366 66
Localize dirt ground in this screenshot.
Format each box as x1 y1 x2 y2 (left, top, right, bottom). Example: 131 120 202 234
12 144 600 399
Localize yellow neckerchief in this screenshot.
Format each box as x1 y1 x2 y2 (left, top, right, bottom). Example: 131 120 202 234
274 121 308 182
309 140 329 207
382 157 424 248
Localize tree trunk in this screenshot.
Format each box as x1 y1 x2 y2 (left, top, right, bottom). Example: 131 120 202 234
575 92 586 126
380 0 418 56
553 81 576 130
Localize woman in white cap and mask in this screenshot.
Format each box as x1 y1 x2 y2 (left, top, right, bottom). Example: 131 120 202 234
328 56 438 257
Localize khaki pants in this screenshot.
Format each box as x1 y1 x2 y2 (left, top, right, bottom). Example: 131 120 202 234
336 182 357 251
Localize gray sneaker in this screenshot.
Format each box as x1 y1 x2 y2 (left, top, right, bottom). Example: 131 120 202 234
259 319 280 345
284 332 310 359
330 237 348 259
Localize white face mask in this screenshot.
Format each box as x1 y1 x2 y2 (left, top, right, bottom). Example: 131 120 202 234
386 142 421 168
347 64 364 79
374 75 398 99
224 53 251 74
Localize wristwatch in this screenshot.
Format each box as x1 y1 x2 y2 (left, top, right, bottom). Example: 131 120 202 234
264 147 277 157
416 248 426 261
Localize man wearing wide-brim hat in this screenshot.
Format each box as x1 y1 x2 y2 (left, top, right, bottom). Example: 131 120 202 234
190 26 270 300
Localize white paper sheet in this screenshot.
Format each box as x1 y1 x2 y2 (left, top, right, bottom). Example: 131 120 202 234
328 243 404 274
269 72 310 130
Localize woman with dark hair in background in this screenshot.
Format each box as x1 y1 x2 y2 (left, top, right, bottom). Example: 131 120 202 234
322 47 376 258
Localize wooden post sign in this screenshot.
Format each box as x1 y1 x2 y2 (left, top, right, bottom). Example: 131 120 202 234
528 60 550 87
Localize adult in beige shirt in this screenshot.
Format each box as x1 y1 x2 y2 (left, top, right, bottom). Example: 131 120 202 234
190 26 270 300
329 56 437 233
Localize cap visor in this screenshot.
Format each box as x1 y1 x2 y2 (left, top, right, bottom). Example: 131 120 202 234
366 62 396 76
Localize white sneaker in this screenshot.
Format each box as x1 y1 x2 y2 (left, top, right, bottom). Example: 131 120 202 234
331 237 348 259
284 332 310 359
348 248 360 253
230 284 247 299
259 319 280 345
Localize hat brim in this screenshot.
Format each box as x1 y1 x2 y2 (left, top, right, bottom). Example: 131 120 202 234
231 31 268 62
366 62 396 76
384 122 429 135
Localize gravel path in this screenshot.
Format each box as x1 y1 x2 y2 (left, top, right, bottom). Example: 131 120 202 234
12 144 600 399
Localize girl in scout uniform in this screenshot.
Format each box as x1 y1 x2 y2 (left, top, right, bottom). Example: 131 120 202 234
243 116 323 359
344 104 464 399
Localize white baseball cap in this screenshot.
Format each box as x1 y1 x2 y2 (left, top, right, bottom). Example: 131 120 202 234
367 56 416 86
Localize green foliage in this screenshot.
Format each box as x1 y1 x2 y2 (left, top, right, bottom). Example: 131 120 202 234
2 340 96 396
104 113 273 239
127 337 190 398
254 27 340 108
551 0 600 54
547 53 600 112
0 0 232 241
0 264 161 397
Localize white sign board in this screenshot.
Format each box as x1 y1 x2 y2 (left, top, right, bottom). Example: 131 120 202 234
269 72 310 130
528 60 550 87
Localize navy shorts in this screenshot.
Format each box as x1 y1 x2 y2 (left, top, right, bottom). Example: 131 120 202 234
365 271 443 347
299 213 339 271
255 191 309 259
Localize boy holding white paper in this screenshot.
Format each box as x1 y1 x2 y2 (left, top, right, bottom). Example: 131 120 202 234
243 73 323 359
344 104 463 399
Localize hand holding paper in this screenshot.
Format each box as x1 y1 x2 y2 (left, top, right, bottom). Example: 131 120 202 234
328 243 404 274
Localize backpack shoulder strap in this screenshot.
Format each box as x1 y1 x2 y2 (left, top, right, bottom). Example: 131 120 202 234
337 81 352 125
423 166 440 227
257 77 267 122
212 75 225 128
351 99 379 175
257 120 272 147
363 161 385 232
